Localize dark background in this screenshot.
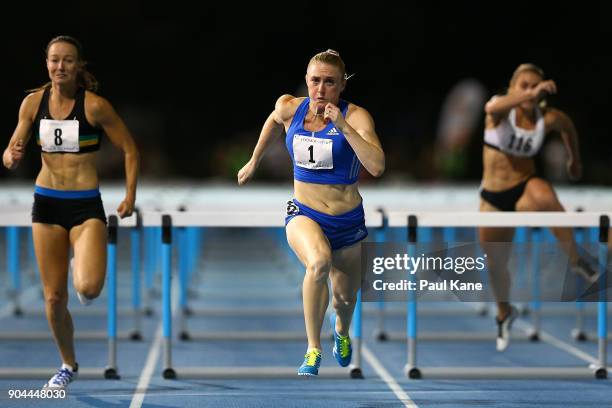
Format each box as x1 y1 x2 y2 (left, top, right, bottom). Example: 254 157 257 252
1 3 610 184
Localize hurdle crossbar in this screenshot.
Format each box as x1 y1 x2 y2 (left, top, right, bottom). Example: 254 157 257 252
385 211 610 379
0 215 132 379
151 212 382 379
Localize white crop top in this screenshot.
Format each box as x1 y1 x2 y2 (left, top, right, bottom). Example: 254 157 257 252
484 107 545 158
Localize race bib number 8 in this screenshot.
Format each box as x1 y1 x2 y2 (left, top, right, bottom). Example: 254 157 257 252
293 135 333 169
39 119 80 153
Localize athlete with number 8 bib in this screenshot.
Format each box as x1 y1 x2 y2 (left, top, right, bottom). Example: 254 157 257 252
2 36 139 389
479 63 597 352
238 49 384 376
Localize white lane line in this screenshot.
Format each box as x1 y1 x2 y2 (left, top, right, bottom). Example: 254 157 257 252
515 320 601 365
362 342 418 408
130 277 179 408
540 332 599 365
128 324 162 408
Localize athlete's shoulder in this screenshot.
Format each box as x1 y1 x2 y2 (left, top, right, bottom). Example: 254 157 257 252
345 102 373 123
22 89 44 108
85 91 113 115
543 107 572 130
275 94 304 122
543 106 565 119
20 90 45 120
345 101 363 114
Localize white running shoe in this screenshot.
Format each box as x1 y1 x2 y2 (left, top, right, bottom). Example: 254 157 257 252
496 306 519 352
43 363 77 389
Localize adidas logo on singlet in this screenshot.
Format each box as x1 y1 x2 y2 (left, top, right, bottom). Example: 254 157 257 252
326 127 339 136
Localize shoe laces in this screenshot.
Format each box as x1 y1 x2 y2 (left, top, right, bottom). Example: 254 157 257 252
50 368 73 386
303 350 321 367
337 334 351 358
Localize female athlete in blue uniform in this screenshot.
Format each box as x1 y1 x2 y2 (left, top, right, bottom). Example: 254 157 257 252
238 49 384 375
479 63 595 351
3 36 139 388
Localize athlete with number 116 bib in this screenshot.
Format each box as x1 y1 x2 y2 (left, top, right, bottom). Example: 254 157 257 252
238 49 384 376
479 63 597 352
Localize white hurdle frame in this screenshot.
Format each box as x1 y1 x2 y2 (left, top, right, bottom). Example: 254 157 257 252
386 211 610 379
144 210 383 379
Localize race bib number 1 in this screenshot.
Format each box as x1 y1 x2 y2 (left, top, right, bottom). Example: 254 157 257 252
293 135 333 169
39 119 80 153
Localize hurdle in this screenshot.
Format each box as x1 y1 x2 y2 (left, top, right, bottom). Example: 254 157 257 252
172 207 302 323
144 209 383 379
505 220 612 339
376 215 600 342
1 205 41 316
371 208 492 342
0 215 132 379
169 210 380 341
4 222 25 316
173 204 302 311
0 210 143 342
384 211 610 379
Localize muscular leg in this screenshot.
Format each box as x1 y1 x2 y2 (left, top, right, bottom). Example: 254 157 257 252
286 216 332 350
517 178 579 264
329 242 362 336
32 223 75 366
479 199 515 321
70 219 107 300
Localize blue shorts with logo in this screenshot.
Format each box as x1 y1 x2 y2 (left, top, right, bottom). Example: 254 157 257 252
285 198 368 250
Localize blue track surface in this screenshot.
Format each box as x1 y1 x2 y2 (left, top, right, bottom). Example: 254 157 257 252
0 228 610 407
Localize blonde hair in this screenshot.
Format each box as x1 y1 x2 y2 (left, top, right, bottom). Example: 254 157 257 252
509 63 544 87
307 49 352 81
508 63 547 109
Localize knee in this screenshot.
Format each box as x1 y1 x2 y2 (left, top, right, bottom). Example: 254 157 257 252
306 257 332 283
333 291 357 310
44 291 68 311
73 280 103 300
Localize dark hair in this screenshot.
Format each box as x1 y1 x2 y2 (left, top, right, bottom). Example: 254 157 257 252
28 35 99 93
